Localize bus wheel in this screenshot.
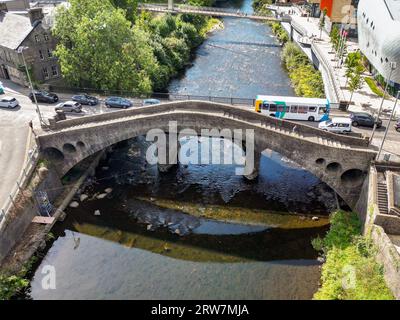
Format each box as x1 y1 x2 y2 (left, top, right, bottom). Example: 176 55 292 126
308 116 315 122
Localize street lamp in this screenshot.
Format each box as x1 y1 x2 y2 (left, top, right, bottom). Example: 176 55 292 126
370 61 397 144
377 90 400 160
17 46 46 127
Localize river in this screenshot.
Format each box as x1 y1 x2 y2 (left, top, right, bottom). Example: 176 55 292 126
25 0 335 300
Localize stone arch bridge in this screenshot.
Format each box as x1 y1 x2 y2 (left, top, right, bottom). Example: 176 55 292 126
36 101 376 208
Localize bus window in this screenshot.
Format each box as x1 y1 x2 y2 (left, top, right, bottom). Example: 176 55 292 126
269 104 277 111
277 105 285 112
298 106 308 113
309 106 316 112
262 102 269 110
290 105 298 113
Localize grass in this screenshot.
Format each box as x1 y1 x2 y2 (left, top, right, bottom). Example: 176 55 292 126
312 210 394 300
365 77 388 98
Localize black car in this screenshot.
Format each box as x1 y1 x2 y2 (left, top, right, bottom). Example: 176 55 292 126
29 90 59 103
350 112 382 128
72 94 98 106
105 96 132 109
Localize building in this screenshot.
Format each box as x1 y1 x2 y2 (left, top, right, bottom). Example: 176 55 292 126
0 2 61 86
357 0 400 96
306 0 322 18
318 0 359 35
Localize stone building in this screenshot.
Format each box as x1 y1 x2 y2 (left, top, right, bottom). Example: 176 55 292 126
0 2 62 86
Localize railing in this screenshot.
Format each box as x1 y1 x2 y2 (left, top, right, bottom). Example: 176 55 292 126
0 146 39 232
311 41 342 104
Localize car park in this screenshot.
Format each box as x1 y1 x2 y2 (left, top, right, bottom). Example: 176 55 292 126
0 96 19 109
318 117 352 133
29 90 59 103
55 101 82 113
72 94 99 106
105 96 132 109
142 98 161 106
350 112 382 128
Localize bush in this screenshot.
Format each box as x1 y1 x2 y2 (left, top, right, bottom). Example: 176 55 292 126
365 77 387 98
313 210 394 300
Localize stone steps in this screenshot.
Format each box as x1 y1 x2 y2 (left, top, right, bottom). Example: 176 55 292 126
377 182 389 215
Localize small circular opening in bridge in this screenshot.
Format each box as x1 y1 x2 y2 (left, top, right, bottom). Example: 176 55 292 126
341 169 364 187
63 143 77 154
315 158 325 165
326 162 341 173
76 141 85 149
43 147 64 162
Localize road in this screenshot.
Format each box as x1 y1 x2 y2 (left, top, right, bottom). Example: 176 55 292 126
1 79 399 210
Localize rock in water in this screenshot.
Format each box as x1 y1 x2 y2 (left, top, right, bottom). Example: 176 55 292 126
80 194 88 202
104 188 113 194
312 216 319 221
94 210 101 216
96 193 107 199
147 224 153 231
69 201 79 208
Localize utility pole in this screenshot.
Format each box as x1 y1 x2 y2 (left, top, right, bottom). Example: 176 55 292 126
370 62 397 145
17 46 45 127
377 91 399 160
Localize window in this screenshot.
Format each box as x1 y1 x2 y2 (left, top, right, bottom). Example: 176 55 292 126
44 33 49 41
290 105 298 113
39 50 44 60
43 67 49 79
51 65 58 76
47 48 53 58
309 106 317 112
35 35 40 43
262 102 269 110
277 105 285 112
269 104 277 112
298 106 308 114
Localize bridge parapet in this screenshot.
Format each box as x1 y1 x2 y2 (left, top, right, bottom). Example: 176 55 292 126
45 100 369 148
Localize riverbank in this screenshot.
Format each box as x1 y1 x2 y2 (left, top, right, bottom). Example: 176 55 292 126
312 210 394 300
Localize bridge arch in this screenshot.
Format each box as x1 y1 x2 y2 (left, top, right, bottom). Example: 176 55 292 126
37 100 376 208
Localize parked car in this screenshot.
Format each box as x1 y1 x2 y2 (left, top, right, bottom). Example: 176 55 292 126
350 112 382 128
0 82 4 94
0 96 19 109
142 98 161 106
318 117 352 133
105 96 132 109
29 90 59 103
72 94 98 106
395 119 400 132
55 101 82 113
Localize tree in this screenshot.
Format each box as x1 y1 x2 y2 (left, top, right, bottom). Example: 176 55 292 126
319 8 328 39
330 25 340 52
348 70 364 105
52 0 159 94
110 0 138 23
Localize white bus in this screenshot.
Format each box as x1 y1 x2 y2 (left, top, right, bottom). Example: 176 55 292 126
254 95 330 122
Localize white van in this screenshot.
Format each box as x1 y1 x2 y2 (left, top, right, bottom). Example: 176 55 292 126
318 117 352 134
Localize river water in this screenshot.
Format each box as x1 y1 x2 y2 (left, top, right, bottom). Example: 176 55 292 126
26 0 335 300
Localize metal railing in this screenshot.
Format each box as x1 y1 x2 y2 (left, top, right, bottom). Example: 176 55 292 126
311 41 342 104
0 146 39 231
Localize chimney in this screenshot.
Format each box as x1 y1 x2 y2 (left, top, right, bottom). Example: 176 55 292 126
0 2 8 13
28 8 44 25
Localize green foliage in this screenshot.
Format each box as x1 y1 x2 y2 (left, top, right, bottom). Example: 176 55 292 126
313 210 394 300
270 22 289 45
53 0 214 94
281 42 325 98
365 77 387 98
253 0 273 15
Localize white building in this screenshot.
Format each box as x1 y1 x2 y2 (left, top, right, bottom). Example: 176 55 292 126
357 0 400 95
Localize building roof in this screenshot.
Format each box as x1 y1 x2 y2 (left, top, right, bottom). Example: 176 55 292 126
0 11 35 50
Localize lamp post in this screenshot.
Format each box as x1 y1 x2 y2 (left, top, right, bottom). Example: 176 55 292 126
377 90 399 160
17 46 45 127
370 62 397 144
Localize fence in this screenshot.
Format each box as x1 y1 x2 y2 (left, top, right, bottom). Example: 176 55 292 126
0 146 39 232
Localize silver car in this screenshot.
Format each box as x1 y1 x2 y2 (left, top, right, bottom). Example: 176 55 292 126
0 96 19 109
55 101 82 113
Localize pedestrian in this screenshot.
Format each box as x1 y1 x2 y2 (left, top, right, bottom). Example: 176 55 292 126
292 125 299 135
